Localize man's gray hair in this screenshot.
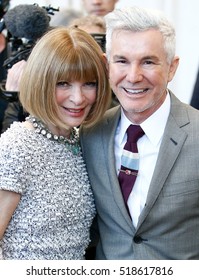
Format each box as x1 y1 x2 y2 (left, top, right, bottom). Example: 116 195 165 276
105 6 176 63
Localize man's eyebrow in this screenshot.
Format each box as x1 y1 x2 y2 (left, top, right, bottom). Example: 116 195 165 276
112 55 159 60
112 55 126 60
142 55 158 60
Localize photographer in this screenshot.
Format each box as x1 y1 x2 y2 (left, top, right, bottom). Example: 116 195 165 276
1 60 27 133
0 0 10 133
0 4 52 133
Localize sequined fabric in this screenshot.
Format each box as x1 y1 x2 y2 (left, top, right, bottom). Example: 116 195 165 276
0 122 96 260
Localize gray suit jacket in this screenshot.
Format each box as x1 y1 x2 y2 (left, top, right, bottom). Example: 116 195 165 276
80 92 199 259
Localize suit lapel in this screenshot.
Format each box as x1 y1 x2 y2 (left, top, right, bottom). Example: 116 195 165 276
137 93 189 229
102 107 134 231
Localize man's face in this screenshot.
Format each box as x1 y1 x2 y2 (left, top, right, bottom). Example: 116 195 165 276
108 29 179 124
82 0 117 16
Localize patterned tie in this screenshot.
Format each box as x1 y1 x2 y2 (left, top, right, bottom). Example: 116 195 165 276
118 125 145 207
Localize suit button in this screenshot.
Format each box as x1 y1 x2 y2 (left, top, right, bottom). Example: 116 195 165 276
133 235 143 244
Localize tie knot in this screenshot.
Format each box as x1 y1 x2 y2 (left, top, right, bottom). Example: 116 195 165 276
126 124 145 143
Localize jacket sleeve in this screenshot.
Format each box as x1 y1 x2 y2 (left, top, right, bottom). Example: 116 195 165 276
1 102 27 133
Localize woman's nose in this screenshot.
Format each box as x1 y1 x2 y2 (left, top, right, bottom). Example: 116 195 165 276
69 86 85 105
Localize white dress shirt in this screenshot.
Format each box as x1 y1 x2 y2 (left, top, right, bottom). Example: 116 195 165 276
115 93 171 227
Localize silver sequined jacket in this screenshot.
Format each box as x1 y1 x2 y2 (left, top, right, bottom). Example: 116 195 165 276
0 122 96 260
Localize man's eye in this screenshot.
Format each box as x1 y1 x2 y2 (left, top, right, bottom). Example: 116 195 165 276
144 60 154 65
115 59 126 64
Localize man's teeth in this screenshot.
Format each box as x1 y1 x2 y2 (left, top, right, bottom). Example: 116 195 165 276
125 89 146 94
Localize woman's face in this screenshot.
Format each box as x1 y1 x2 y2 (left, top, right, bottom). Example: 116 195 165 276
55 80 97 129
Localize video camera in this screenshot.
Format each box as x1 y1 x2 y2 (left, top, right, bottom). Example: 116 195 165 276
91 33 106 53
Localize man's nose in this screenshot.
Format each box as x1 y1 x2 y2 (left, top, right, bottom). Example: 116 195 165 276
126 64 143 83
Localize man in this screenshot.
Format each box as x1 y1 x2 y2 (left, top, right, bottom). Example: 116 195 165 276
82 0 118 16
80 6 199 259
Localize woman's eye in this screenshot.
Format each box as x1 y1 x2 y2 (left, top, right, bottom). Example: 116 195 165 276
56 82 69 88
84 82 98 88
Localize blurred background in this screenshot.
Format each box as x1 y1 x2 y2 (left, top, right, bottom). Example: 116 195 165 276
6 0 199 103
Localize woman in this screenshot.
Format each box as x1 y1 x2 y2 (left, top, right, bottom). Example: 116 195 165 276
0 27 111 259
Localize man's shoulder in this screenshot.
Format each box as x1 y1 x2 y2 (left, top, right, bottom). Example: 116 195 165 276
170 93 199 132
80 105 120 137
86 105 120 128
103 105 120 120
171 92 199 116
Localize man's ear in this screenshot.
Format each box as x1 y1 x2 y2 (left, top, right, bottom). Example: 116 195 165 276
168 55 180 82
102 53 109 72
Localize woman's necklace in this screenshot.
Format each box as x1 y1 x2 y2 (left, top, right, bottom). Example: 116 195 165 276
26 115 80 155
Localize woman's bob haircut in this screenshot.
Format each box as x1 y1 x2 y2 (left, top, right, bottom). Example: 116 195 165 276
19 27 111 128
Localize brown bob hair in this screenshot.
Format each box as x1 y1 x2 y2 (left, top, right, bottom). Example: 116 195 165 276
19 27 111 128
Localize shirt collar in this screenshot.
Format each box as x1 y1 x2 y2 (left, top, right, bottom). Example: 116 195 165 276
118 92 171 146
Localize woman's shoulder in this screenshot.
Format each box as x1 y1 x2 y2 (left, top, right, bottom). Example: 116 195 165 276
0 121 37 154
